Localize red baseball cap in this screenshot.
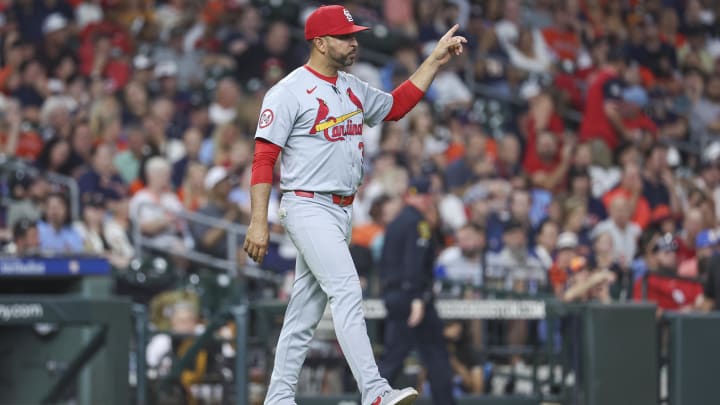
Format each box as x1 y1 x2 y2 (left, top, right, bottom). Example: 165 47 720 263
304 5 370 40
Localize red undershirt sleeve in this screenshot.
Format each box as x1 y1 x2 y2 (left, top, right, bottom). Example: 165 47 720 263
384 80 425 121
250 138 281 185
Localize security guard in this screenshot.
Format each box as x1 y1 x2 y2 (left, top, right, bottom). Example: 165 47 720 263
378 177 456 405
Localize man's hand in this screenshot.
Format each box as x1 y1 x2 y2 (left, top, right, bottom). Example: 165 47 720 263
407 298 425 327
243 221 269 264
429 24 467 65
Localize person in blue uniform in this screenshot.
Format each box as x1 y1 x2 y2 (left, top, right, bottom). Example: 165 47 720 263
378 177 456 405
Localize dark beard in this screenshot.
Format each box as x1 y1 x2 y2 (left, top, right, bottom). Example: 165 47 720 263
460 248 481 259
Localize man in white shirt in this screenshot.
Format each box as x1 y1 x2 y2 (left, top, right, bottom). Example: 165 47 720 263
436 223 486 288
592 196 641 267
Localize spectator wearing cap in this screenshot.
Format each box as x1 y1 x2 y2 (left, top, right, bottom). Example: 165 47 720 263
633 233 703 311
678 229 718 278
129 156 187 252
39 13 74 76
153 60 192 117
548 231 579 297
4 218 40 256
77 143 128 201
131 54 155 87
593 195 642 268
602 162 652 229
190 166 247 261
38 193 85 255
648 204 676 235
579 46 629 151
445 130 488 195
620 86 658 150
10 1 73 43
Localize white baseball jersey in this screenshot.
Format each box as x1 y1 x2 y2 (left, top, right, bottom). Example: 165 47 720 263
255 66 393 195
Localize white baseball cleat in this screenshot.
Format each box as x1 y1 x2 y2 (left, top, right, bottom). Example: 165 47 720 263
370 387 419 405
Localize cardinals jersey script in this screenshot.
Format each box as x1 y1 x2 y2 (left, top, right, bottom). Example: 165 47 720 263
255 66 392 195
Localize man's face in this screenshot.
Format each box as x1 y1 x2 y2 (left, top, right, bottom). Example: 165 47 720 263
457 227 484 257
537 132 557 161
510 192 531 220
46 196 67 227
707 77 720 101
656 249 677 268
322 34 359 67
504 228 525 251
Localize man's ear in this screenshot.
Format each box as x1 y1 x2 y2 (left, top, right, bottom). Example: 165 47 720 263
313 37 327 53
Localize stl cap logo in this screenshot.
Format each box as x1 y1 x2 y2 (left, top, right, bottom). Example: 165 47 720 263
258 109 274 128
343 8 353 22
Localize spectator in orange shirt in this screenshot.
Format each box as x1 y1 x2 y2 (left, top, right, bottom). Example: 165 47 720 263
541 5 581 62
602 162 651 229
352 195 396 249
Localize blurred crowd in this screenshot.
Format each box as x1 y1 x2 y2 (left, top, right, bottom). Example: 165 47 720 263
2 0 720 400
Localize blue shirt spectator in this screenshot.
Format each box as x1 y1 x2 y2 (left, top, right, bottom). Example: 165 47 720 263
38 220 84 254
37 193 84 254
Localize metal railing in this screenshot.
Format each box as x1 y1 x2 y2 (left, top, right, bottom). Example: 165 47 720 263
131 201 286 284
0 154 81 221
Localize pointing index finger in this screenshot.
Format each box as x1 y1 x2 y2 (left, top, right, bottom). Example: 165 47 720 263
442 24 460 40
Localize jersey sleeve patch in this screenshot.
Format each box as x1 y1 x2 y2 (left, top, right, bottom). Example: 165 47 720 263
258 109 274 128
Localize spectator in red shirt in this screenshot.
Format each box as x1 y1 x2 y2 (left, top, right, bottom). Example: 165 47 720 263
633 233 703 311
621 85 658 152
602 162 652 229
524 130 573 192
579 47 628 150
676 207 704 263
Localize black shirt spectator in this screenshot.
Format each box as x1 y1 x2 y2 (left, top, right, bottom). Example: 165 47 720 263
76 144 127 202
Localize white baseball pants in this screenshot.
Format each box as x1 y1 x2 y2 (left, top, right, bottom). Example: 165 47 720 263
263 192 390 405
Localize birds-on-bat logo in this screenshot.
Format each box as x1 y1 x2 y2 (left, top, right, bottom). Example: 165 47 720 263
310 90 364 142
